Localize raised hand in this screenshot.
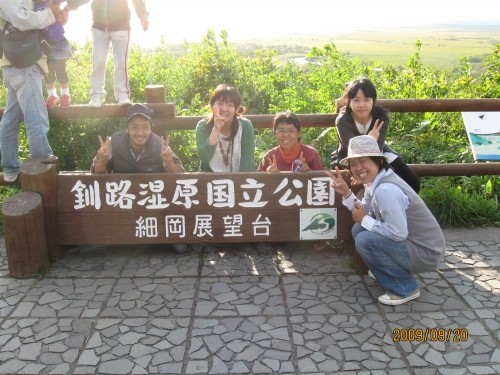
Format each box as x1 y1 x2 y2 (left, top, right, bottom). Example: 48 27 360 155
325 167 350 197
47 0 61 18
57 8 69 25
97 135 111 162
212 102 225 132
266 154 279 172
368 119 383 140
298 152 311 172
160 135 174 161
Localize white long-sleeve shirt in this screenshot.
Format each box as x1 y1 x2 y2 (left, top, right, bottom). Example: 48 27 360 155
342 169 410 241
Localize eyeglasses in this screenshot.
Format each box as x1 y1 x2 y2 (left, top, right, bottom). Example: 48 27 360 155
275 129 298 135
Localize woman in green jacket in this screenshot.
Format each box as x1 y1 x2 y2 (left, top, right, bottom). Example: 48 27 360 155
196 84 255 172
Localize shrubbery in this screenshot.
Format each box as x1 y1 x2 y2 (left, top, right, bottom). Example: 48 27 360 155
1 31 499 228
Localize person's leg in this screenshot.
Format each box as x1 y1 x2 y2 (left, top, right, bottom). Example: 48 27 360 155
0 67 24 177
16 65 53 158
354 229 419 297
45 60 60 108
352 222 366 238
53 59 71 107
110 29 131 103
90 28 110 104
390 156 421 193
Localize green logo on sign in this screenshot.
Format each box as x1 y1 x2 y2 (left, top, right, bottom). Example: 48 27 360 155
302 213 336 234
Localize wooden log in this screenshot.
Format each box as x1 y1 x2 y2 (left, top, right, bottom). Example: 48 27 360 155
3 97 500 122
409 163 500 177
145 85 167 104
42 102 176 121
2 192 49 279
20 155 60 258
152 113 338 131
378 98 500 112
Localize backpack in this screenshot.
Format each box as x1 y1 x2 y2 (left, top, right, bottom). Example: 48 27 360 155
1 21 43 68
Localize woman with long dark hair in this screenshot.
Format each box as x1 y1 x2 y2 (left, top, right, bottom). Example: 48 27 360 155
331 77 420 192
196 84 255 172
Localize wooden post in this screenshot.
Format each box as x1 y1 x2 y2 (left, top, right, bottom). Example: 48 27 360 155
144 85 176 137
2 192 49 279
20 155 60 259
145 85 166 104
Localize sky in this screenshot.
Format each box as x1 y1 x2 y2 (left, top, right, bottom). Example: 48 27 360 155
63 0 500 48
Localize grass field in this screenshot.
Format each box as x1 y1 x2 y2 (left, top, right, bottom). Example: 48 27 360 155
233 25 500 70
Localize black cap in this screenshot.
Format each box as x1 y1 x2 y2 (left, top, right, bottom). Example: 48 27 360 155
126 104 152 123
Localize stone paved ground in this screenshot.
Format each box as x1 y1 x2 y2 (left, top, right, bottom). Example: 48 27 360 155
0 229 498 375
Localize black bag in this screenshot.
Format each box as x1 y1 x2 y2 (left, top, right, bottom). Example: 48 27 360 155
1 22 42 68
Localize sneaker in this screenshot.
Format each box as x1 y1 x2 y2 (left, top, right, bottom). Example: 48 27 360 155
45 95 60 109
378 289 420 306
171 244 189 254
59 94 71 108
3 171 19 182
368 270 376 280
89 97 105 108
117 97 132 107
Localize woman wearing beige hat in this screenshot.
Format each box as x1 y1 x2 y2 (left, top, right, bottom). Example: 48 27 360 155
326 135 445 305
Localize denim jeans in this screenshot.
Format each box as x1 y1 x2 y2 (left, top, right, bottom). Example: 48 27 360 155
352 223 419 297
91 28 130 101
1 65 53 175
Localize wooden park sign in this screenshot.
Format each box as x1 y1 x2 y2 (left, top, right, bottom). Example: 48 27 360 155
3 156 358 278
56 171 354 245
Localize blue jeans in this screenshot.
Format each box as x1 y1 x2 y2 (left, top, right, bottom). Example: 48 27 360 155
0 65 52 174
352 223 419 297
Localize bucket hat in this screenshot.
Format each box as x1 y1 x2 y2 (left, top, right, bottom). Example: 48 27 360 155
340 135 390 166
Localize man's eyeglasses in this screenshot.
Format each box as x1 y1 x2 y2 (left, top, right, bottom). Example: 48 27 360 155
275 129 298 135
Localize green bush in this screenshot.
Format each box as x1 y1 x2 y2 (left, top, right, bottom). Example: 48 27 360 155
420 177 500 227
1 31 499 228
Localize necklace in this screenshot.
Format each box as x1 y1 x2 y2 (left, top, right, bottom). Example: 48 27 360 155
218 137 232 167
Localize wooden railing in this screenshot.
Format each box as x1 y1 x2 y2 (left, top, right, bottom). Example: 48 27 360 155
1 86 500 180
2 87 500 277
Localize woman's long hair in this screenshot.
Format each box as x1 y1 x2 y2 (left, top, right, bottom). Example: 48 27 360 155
206 84 246 140
337 77 378 116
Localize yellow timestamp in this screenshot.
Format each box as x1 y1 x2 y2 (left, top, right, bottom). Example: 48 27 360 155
392 328 469 342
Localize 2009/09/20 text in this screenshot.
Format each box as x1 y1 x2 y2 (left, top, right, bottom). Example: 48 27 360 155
392 328 469 342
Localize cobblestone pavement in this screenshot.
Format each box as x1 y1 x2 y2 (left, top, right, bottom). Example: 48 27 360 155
0 229 499 375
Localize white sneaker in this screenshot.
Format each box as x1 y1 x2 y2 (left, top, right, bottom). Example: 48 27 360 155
3 171 19 182
378 289 420 306
89 97 105 108
117 97 132 107
368 270 376 280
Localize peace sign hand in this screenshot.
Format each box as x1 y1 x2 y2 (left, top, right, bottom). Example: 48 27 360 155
160 135 174 162
212 103 225 132
368 119 384 140
266 154 279 172
297 152 311 172
97 135 111 162
325 167 351 197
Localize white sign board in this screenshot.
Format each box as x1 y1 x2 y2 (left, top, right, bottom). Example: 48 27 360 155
299 208 337 240
461 112 500 161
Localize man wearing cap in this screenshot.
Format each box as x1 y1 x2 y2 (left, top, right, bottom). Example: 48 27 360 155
91 104 187 253
326 135 446 305
92 104 184 174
